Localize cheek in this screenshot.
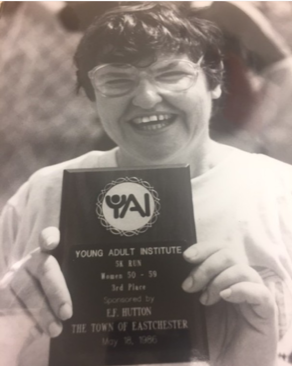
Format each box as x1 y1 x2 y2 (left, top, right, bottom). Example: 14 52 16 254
95 96 129 126
94 104 118 142
96 102 116 125
165 92 211 121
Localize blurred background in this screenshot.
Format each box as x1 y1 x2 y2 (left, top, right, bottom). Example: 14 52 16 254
1 1 292 364
1 0 292 213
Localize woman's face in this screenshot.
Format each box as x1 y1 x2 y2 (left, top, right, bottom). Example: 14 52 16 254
93 54 221 165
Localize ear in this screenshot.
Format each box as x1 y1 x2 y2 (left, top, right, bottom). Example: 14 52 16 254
211 84 222 99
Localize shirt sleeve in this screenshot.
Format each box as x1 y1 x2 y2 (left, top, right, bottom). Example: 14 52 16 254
252 156 292 341
272 159 292 343
0 182 29 279
276 164 292 339
259 268 292 340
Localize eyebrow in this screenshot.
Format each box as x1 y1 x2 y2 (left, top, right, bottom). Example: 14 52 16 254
153 61 182 73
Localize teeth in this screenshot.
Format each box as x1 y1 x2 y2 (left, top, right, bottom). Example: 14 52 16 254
134 121 171 131
132 114 172 124
141 122 167 130
129 113 175 132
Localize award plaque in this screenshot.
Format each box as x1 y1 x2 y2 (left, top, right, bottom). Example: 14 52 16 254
49 165 209 366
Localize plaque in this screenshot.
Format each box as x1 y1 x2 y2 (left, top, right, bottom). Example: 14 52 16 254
49 165 209 366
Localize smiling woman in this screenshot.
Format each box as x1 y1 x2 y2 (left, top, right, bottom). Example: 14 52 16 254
91 52 221 169
74 3 223 170
0 2 292 366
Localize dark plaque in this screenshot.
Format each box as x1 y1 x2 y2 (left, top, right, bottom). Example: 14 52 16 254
49 165 208 366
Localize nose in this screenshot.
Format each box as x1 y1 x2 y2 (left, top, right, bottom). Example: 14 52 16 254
132 79 162 109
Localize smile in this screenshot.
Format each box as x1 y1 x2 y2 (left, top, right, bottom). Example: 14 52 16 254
129 113 176 131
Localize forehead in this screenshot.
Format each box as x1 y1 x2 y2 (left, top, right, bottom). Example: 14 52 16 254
95 53 194 71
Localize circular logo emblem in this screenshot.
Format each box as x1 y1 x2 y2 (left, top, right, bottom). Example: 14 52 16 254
96 177 160 236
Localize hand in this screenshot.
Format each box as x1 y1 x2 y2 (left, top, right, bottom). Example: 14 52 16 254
182 242 278 366
0 227 72 339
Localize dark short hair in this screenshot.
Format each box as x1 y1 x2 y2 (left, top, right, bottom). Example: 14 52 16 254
74 2 224 101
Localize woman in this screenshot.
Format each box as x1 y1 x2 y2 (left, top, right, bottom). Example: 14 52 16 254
1 3 292 366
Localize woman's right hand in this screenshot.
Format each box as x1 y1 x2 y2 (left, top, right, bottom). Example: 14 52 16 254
0 227 72 339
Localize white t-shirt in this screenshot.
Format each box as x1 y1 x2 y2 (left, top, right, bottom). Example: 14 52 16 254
1 147 292 366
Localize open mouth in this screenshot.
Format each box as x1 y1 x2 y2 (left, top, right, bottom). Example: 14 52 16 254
129 113 176 131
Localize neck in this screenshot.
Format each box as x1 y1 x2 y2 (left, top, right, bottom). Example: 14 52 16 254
116 138 233 179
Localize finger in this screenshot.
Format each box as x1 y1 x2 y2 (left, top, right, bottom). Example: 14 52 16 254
200 264 263 305
0 283 32 314
220 282 276 319
0 249 40 290
182 247 245 293
39 306 63 337
183 242 223 263
27 252 72 321
40 227 60 251
10 267 62 337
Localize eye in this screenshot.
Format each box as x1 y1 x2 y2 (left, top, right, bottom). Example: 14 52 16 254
105 79 134 86
98 78 135 91
156 71 192 82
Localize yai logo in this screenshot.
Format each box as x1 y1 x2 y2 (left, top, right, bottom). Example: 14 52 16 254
96 177 160 236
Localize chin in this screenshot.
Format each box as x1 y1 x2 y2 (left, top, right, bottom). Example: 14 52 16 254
138 149 183 166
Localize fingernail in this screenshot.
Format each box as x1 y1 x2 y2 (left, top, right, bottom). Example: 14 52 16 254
220 288 232 300
182 276 193 292
183 247 197 260
59 303 72 320
46 236 58 247
200 292 209 305
41 227 59 249
48 322 61 338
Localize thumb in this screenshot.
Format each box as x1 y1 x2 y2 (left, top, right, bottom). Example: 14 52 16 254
40 227 60 251
18 325 43 362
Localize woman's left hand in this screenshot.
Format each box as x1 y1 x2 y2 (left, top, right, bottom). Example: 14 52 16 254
182 242 278 366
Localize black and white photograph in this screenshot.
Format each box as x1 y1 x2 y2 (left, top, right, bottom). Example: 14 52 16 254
1 1 292 366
